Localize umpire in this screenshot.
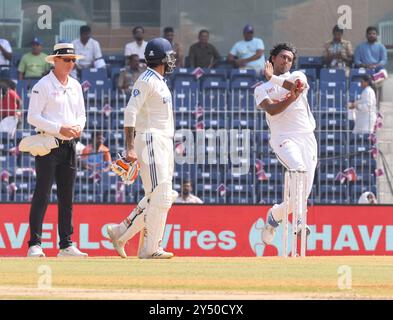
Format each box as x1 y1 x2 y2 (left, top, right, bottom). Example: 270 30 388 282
26 43 87 257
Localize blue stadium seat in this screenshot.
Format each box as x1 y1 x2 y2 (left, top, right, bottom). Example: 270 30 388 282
296 68 317 83
348 81 362 102
258 184 282 201
86 110 105 130
172 68 196 82
201 68 227 82
320 68 346 83
173 79 198 111
319 171 344 185
229 112 256 129
202 112 226 128
298 56 323 69
319 81 347 109
319 143 345 157
200 80 228 111
307 81 317 108
229 79 254 111
103 54 125 68
81 68 108 83
196 170 220 184
230 69 257 82
319 184 349 204
318 113 347 130
318 131 347 144
351 158 376 172
349 133 372 145
349 68 373 83
175 114 193 129
110 66 125 90
84 79 113 101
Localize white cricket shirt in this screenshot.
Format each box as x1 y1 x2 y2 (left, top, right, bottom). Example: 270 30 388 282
124 68 174 138
72 38 103 69
124 41 147 60
254 71 316 137
0 39 12 65
27 71 86 140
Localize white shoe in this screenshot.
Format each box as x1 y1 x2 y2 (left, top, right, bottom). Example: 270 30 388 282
57 246 88 257
139 248 174 259
27 245 45 257
107 224 127 258
262 224 276 245
262 209 278 245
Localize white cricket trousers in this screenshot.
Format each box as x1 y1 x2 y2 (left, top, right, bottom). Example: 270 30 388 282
135 132 175 256
135 132 174 193
268 132 318 222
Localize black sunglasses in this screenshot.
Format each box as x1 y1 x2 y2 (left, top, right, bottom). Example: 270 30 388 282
61 58 76 63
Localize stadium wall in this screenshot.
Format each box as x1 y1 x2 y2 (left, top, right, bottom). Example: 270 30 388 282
1 204 392 257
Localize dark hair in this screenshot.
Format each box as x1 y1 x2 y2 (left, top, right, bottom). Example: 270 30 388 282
198 29 209 37
80 25 91 34
163 26 174 34
146 60 161 68
361 75 377 93
366 26 378 35
128 54 139 60
333 25 344 34
133 26 144 34
269 42 297 65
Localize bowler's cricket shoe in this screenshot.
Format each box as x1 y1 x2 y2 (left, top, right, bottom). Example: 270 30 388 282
57 246 88 257
262 208 279 245
107 224 127 258
296 219 311 238
27 245 45 257
139 248 174 259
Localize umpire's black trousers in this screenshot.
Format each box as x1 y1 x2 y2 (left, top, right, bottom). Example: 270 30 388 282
28 139 76 249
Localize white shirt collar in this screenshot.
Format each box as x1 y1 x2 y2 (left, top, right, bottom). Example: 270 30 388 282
49 70 73 89
147 67 164 81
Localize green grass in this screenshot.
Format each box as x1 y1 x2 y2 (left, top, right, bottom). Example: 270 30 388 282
1 256 393 299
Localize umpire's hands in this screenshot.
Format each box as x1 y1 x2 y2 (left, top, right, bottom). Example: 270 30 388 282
60 125 79 138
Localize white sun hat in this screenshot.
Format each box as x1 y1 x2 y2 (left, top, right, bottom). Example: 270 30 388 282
45 43 84 64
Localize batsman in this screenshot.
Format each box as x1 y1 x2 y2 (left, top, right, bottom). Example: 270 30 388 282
107 37 178 259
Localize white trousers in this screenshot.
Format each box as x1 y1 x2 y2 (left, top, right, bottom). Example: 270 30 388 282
134 132 175 256
269 132 318 222
135 132 174 193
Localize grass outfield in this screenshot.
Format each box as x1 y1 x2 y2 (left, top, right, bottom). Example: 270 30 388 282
0 256 393 299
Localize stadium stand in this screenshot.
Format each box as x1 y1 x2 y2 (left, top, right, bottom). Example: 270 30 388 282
0 58 379 205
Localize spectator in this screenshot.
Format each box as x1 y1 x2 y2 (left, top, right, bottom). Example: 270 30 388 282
0 82 22 120
354 26 388 71
348 75 377 134
81 132 112 171
227 24 265 76
18 38 50 79
358 191 377 204
188 29 220 68
323 25 353 75
0 38 12 65
72 25 106 71
124 26 148 63
117 54 145 94
175 180 203 204
163 26 184 67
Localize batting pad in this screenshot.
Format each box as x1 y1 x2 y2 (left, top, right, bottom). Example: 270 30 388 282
142 182 174 256
118 196 149 243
